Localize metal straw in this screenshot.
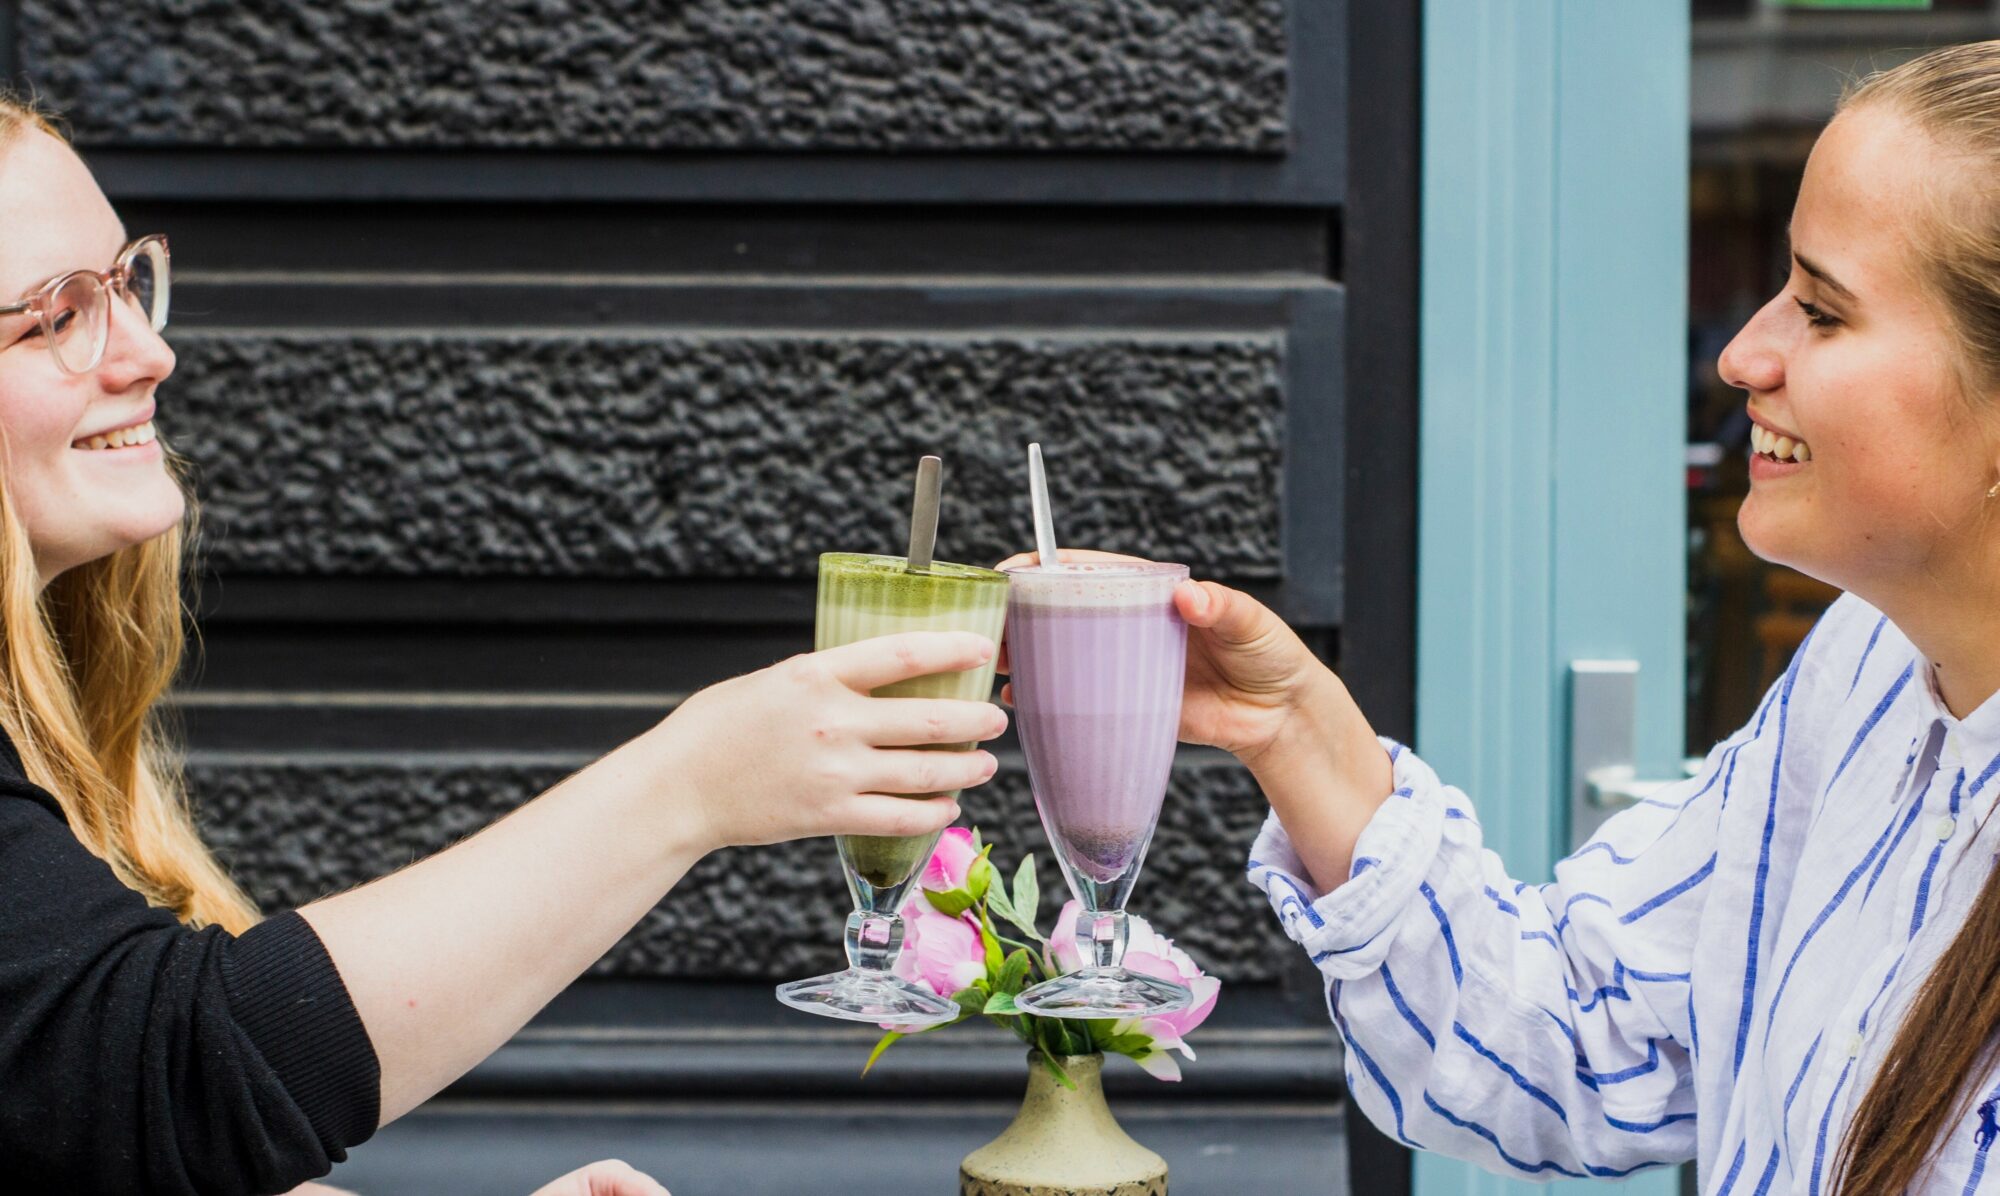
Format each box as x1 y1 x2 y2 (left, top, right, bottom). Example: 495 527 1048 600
1028 443 1060 566
906 455 943 572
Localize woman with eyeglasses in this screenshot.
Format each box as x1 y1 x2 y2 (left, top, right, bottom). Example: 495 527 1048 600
0 100 1008 1195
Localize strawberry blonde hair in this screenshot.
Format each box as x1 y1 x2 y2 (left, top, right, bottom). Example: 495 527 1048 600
0 94 256 931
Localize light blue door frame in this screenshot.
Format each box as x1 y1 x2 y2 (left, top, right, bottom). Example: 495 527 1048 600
1415 2 1689 1195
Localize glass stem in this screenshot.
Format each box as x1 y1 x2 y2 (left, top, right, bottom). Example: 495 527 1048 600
1079 907 1129 971
844 910 905 974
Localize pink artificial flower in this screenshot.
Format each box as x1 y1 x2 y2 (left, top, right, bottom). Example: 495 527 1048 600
1048 899 1086 973
920 826 980 897
893 900 988 999
1048 899 1220 1081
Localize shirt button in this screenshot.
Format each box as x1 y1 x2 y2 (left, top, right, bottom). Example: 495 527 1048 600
1936 816 1958 841
1847 1032 1865 1058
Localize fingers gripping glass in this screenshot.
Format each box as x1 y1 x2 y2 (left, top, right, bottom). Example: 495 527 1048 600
0 235 171 375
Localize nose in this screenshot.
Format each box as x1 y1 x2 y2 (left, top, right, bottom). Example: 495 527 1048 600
93 291 175 393
1717 291 1790 395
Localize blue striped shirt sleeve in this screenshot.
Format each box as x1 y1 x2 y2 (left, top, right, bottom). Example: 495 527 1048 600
1248 703 1788 1178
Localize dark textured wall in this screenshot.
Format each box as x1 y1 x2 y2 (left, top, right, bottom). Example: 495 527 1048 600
17 0 1289 152
169 332 1285 578
192 755 1288 982
5 0 1394 1181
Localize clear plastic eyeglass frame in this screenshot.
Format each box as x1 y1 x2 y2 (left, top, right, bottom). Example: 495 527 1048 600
0 234 171 376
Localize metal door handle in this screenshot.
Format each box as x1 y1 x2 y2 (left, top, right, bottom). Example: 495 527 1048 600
1569 660 1685 847
1583 763 1675 809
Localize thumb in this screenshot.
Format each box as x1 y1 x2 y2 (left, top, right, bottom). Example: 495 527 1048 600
1177 580 1277 646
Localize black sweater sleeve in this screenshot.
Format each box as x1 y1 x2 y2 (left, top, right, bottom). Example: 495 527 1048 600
0 759 379 1194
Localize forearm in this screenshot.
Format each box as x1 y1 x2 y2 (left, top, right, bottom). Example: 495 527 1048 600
299 731 709 1125
1240 668 1394 892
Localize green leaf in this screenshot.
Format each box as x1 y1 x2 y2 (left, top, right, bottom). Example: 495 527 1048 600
971 827 986 854
995 948 1033 996
1102 1032 1153 1056
990 867 1048 945
968 849 999 901
949 986 987 1019
1011 857 1040 927
978 909 1006 973
1038 1050 1078 1091
863 1031 903 1075
983 991 1020 1015
985 882 1018 924
923 886 976 918
1038 1017 1089 1059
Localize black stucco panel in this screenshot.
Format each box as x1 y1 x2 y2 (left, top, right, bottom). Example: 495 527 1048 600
191 755 1292 982
169 333 1285 578
19 0 1289 152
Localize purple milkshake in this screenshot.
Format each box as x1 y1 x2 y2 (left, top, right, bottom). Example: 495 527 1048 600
1005 561 1189 929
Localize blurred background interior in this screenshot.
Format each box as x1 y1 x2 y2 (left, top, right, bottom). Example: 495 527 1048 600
1685 0 1996 750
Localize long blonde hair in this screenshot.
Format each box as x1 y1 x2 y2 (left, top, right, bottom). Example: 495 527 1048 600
0 96 256 932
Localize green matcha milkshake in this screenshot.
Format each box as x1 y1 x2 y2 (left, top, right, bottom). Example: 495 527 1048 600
816 552 1009 906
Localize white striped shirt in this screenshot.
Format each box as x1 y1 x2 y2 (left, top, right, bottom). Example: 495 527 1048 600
1249 594 2000 1193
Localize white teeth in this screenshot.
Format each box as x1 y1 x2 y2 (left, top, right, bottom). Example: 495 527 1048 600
1751 424 1810 463
74 420 155 452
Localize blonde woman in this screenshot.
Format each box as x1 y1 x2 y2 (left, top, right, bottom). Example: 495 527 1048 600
1011 40 2000 1196
0 100 1007 1195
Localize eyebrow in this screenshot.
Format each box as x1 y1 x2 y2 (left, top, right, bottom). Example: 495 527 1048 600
2 231 136 308
1793 251 1857 304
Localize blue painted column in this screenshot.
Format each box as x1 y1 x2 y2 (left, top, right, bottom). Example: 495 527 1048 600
1415 2 1688 1195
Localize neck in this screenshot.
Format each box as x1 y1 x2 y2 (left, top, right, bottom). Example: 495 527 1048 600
1867 562 2000 720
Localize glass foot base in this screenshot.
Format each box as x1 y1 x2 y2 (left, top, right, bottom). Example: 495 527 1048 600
1014 967 1192 1020
775 969 960 1027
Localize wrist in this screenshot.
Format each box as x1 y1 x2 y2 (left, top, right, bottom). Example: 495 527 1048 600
590 722 722 868
1238 666 1356 776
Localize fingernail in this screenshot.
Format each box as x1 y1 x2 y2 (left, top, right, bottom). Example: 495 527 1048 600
1190 585 1210 616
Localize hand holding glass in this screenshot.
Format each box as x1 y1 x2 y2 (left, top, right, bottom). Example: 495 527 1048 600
775 552 1010 1026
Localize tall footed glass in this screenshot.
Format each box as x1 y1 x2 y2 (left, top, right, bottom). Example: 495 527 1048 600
776 552 1010 1026
1005 562 1192 1019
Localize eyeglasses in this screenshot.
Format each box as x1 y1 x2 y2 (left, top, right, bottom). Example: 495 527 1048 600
0 235 171 376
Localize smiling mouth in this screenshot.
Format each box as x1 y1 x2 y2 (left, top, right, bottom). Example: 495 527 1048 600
1750 424 1811 464
72 420 157 452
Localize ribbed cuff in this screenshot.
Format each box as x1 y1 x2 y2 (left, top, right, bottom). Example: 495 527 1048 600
221 911 381 1151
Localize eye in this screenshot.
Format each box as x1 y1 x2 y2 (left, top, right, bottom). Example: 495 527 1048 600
1794 297 1839 329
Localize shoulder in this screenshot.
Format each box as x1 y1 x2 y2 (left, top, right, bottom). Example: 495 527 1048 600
0 723 69 825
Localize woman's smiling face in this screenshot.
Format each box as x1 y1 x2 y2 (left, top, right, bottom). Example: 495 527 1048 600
1720 103 2000 599
0 127 181 585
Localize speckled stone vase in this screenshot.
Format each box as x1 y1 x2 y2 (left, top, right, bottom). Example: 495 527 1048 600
959 1053 1168 1196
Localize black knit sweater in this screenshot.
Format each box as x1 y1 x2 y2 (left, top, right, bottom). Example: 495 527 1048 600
0 731 379 1193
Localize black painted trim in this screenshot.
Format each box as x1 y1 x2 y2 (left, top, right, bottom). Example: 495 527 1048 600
1338 0 1421 1194
0 1 17 92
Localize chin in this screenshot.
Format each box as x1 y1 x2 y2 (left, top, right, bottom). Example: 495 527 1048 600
96 495 188 558
1737 496 1814 574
